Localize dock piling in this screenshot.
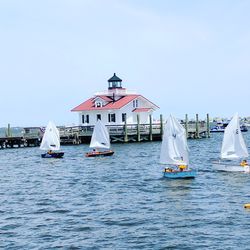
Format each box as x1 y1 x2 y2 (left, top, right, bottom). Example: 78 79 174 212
160 114 163 139
149 114 153 141
185 114 188 138
207 113 210 138
7 123 11 137
195 114 199 138
137 114 140 142
124 114 128 142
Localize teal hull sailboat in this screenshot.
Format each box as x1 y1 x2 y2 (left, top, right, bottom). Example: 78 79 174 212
163 169 196 178
160 115 196 179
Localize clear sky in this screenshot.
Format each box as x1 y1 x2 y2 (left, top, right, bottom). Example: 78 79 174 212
0 0 250 127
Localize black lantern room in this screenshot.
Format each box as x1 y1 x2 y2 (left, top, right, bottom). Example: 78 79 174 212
108 73 122 89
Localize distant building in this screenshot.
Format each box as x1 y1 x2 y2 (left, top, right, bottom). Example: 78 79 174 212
71 73 159 126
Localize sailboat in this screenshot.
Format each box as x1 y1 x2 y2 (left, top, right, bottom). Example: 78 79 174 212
213 113 249 172
160 114 196 178
40 121 64 158
85 119 114 157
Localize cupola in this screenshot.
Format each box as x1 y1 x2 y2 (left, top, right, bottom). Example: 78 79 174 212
108 73 122 89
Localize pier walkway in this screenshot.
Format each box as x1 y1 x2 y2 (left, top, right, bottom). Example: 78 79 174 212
0 114 210 149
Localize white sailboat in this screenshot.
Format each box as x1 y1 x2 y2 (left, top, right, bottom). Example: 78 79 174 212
213 113 249 172
85 119 114 157
40 121 64 158
160 114 196 178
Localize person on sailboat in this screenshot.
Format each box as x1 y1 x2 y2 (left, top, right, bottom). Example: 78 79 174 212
164 167 173 172
240 160 248 166
48 150 53 155
179 165 187 171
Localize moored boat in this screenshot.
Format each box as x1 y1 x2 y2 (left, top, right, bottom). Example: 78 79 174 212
210 121 248 132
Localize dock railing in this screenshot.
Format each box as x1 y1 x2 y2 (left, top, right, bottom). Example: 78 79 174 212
57 121 207 142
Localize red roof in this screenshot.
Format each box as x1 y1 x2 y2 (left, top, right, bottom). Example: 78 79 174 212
71 95 139 111
71 94 159 112
132 108 152 112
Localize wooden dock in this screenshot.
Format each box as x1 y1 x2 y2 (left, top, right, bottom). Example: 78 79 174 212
0 127 42 149
0 114 210 149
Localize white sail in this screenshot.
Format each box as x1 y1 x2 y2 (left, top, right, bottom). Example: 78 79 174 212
160 114 189 165
40 121 60 151
89 119 110 149
220 113 249 160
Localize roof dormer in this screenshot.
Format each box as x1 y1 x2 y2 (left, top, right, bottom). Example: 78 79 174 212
93 96 108 108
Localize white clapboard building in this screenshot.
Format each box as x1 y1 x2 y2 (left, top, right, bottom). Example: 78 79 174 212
71 73 159 126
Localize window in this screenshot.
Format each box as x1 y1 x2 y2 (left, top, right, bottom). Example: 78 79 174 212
95 101 102 108
108 113 116 122
122 113 126 122
82 114 89 123
97 114 101 120
133 99 138 108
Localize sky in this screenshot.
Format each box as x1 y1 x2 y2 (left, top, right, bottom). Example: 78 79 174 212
0 0 250 127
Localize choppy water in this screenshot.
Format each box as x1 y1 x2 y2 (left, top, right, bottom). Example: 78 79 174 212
1 132 250 249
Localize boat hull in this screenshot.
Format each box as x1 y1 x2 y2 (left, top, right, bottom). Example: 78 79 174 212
41 152 64 158
163 170 196 179
213 162 250 172
85 150 114 157
210 129 248 133
210 129 225 133
210 125 248 133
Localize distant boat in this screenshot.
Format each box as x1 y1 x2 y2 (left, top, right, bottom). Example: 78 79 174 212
85 119 114 157
210 121 248 132
160 114 196 178
243 122 250 127
40 121 64 158
213 113 249 172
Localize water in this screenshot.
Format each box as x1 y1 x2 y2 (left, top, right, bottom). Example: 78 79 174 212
1 132 250 249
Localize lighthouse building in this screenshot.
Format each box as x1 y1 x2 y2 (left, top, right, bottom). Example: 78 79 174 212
71 74 159 126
